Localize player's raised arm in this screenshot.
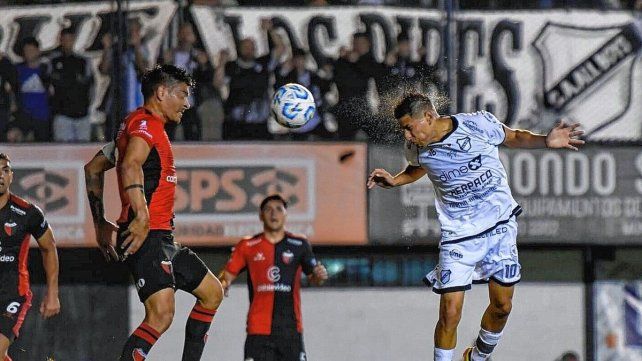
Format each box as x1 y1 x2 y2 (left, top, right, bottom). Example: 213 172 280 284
367 165 427 189
120 137 152 257
84 143 119 261
502 120 585 150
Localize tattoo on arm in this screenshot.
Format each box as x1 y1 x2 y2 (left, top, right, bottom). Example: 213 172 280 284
85 172 105 222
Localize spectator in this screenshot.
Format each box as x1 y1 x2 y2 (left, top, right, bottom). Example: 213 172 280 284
162 22 215 140
382 33 424 93
50 27 94 142
0 52 17 142
99 18 150 135
330 32 386 140
558 351 580 361
275 47 333 139
216 19 285 140
15 36 51 142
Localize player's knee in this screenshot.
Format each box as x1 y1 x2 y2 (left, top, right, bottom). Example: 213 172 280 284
146 302 175 332
438 300 463 328
491 298 512 319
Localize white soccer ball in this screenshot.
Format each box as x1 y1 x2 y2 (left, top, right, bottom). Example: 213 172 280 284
271 83 316 128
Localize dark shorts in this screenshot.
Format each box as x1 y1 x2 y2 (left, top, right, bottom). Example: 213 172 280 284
0 292 32 342
118 230 209 302
244 333 306 361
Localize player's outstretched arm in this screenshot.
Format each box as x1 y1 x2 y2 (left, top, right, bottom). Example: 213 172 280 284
120 137 151 258
84 148 119 262
367 165 427 189
36 228 60 319
502 120 585 151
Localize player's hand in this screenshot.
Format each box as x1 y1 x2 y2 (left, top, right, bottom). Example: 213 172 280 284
546 120 585 151
94 218 120 262
120 215 149 259
367 168 396 189
40 292 60 319
312 264 328 285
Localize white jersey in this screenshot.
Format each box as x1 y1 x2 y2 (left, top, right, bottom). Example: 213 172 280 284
405 111 521 243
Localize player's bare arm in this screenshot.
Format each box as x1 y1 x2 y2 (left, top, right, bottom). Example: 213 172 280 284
308 263 328 286
36 227 60 319
367 164 427 189
120 137 151 257
502 120 585 150
84 149 119 261
219 270 237 297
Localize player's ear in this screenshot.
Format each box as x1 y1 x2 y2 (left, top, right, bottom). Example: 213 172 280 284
156 84 167 100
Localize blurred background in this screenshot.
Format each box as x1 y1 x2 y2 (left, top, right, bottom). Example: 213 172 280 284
1 0 642 360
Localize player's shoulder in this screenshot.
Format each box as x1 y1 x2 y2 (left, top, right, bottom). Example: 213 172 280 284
238 233 264 247
9 194 41 217
285 232 310 247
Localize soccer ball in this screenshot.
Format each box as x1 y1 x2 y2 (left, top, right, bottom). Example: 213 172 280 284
271 83 316 128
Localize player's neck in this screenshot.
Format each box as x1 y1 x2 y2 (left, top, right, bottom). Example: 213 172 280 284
427 116 453 144
143 103 167 123
264 229 286 244
0 191 10 210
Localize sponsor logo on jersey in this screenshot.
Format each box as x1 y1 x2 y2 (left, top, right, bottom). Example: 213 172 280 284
456 137 471 151
267 266 281 282
478 226 508 239
166 175 178 183
449 249 463 259
9 205 25 216
253 252 265 262
463 120 484 134
440 270 451 284
287 238 303 246
4 222 16 236
257 283 292 293
449 169 493 196
468 155 482 170
0 255 16 263
161 260 173 275
282 250 294 265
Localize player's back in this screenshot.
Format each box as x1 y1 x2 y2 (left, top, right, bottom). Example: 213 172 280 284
115 107 176 230
405 111 520 242
0 194 48 299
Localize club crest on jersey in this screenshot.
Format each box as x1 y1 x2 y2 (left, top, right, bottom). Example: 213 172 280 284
282 250 294 265
440 270 451 284
456 137 471 151
3 222 16 236
532 22 642 137
468 155 482 170
161 260 173 275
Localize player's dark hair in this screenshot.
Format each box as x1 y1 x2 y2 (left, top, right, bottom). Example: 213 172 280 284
394 93 435 120
0 153 11 164
60 27 76 36
141 64 195 101
260 194 288 211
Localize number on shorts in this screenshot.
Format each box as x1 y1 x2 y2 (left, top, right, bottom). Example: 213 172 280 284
6 302 20 314
504 264 518 278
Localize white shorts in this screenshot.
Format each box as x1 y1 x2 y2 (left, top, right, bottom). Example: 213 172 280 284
424 217 521 294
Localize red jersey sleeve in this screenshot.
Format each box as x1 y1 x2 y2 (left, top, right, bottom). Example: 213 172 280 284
127 117 161 148
225 240 247 276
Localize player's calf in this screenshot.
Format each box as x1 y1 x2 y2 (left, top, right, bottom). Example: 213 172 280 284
182 272 223 361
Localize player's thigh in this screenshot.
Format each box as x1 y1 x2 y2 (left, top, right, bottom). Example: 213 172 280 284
244 335 278 361
276 333 306 361
173 246 210 295
0 332 10 356
124 232 178 303
482 219 521 286
439 291 465 320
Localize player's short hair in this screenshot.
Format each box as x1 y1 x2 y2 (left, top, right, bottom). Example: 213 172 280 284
0 153 11 164
60 27 76 36
21 36 40 50
394 93 436 120
141 64 195 101
260 194 288 211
